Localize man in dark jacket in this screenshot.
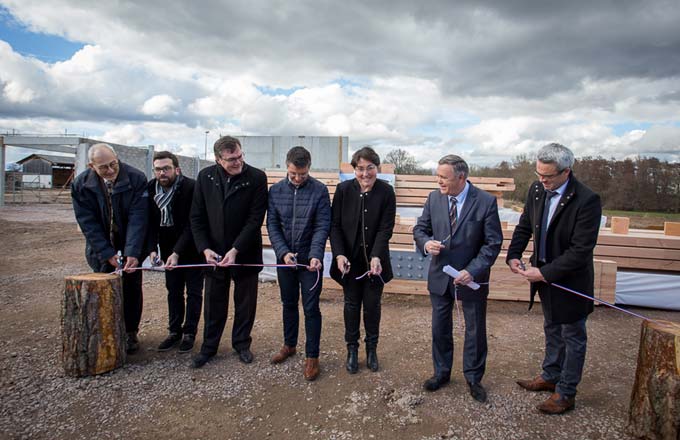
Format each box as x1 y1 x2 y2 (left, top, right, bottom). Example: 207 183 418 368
267 146 331 381
147 151 203 353
71 143 148 354
507 142 602 414
190 136 268 368
413 154 502 403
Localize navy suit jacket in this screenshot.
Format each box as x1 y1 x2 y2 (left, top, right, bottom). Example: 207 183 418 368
413 183 502 301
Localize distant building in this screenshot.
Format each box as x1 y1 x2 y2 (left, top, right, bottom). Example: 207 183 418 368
234 136 349 171
16 154 75 188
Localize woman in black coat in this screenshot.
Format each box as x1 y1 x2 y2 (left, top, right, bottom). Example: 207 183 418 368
330 147 396 374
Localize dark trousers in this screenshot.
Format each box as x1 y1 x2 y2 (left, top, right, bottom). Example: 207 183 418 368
540 300 588 397
200 271 258 356
277 267 322 358
342 276 383 349
86 252 143 334
165 267 204 336
430 284 488 384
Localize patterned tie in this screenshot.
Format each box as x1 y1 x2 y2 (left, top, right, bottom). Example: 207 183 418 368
449 196 458 235
538 190 558 262
105 180 116 247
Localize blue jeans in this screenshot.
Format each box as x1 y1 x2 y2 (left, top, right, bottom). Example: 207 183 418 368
277 267 322 358
541 301 588 397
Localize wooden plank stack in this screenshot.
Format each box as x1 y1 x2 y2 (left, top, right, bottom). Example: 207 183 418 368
265 167 516 207
263 169 677 303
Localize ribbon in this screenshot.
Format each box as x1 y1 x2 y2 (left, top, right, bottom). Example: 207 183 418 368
112 262 321 292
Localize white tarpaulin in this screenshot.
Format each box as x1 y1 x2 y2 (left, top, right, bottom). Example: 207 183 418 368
616 271 680 311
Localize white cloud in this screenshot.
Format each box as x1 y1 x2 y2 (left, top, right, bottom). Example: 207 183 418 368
0 0 678 168
141 94 181 116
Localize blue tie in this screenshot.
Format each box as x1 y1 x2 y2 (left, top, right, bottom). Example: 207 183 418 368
538 190 558 262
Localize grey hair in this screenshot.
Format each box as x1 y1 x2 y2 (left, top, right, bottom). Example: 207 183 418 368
88 143 117 162
438 154 469 179
536 143 574 171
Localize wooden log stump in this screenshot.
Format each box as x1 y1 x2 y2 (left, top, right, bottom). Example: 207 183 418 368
61 273 126 377
628 320 680 439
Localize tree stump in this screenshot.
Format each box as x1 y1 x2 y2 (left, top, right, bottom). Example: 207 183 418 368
628 319 680 440
61 273 126 377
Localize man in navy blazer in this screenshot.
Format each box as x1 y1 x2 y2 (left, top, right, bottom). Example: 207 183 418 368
413 154 502 403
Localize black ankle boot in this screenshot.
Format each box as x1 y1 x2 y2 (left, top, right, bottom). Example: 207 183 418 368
366 347 379 372
346 347 359 374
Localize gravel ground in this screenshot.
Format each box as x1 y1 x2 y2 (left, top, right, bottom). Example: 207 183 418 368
1 204 678 440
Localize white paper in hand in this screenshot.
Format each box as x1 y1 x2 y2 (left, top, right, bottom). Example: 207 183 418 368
442 265 480 290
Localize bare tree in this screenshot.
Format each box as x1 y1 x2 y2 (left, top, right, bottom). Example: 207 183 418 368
384 148 423 174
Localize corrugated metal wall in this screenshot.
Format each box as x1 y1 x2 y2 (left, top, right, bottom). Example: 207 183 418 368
103 136 348 180
235 136 348 171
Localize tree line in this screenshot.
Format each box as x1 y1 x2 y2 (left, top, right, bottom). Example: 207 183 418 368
384 149 680 212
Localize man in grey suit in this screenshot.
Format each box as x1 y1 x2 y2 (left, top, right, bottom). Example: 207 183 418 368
413 154 502 403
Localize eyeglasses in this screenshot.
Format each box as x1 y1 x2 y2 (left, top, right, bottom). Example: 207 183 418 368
534 169 566 179
153 166 174 174
93 160 119 172
288 171 309 180
355 164 377 173
218 153 244 164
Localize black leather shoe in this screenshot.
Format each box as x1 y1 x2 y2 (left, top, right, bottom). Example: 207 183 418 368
178 334 195 353
423 375 450 391
468 382 487 403
346 347 359 374
366 348 379 372
237 348 253 364
157 332 182 351
126 332 140 355
191 353 213 369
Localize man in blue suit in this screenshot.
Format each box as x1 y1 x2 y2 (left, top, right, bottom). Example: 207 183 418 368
413 154 502 402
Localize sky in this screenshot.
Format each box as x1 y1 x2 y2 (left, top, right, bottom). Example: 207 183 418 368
1 0 679 168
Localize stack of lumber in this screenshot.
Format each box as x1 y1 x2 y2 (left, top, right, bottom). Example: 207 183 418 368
500 227 680 273
265 169 515 207
263 169 622 303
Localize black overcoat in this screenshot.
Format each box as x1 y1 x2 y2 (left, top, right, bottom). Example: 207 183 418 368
147 176 202 264
506 175 602 323
329 178 396 284
190 163 268 277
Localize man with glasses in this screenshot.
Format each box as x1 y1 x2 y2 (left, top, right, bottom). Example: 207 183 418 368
267 146 330 381
71 143 148 354
507 143 602 414
190 136 268 368
146 151 203 353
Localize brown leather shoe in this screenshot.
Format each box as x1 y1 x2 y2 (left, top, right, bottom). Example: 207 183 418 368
303 357 320 381
516 375 556 392
270 345 296 364
537 393 575 414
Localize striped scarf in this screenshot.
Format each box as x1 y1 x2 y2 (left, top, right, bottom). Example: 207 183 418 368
154 175 182 227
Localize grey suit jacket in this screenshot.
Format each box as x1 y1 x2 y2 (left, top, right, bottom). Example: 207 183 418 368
413 183 502 301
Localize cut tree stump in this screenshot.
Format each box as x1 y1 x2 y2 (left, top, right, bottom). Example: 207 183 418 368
628 319 680 440
61 273 126 377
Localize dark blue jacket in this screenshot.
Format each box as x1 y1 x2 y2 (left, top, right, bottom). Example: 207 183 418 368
267 176 331 264
71 162 149 268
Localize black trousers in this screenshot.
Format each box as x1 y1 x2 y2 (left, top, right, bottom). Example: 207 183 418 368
200 270 258 356
86 251 143 334
165 267 204 336
342 275 383 349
